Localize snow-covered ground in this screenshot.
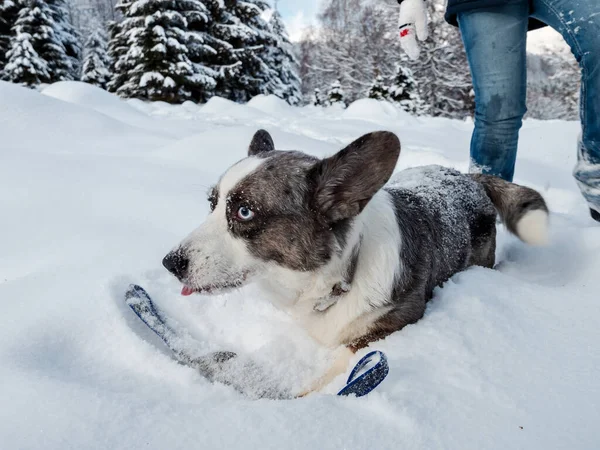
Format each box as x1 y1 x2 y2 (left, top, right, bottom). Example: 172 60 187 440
1 81 599 450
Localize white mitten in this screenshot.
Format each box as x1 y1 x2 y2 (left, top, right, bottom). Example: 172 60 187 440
398 0 429 60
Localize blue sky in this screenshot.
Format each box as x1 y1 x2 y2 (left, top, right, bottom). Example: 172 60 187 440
275 0 321 41
277 0 320 18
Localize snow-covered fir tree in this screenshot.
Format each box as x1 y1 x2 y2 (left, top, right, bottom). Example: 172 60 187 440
388 65 425 114
107 0 301 104
0 0 18 71
4 0 65 85
388 65 414 105
327 79 346 107
312 87 323 106
367 74 389 101
106 0 132 94
174 0 218 102
187 0 243 100
264 7 301 105
213 0 276 102
110 0 198 103
81 27 110 89
46 0 81 80
3 0 81 83
3 31 50 86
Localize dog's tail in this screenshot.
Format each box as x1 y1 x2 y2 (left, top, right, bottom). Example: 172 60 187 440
471 174 549 246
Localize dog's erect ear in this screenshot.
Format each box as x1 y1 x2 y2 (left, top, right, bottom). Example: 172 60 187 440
311 131 400 223
248 129 275 156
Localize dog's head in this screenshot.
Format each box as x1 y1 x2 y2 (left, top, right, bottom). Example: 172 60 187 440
163 130 400 296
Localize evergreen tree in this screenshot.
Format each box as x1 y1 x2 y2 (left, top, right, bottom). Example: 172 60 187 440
367 74 389 100
4 0 66 85
190 0 242 99
388 65 425 114
312 87 323 106
81 27 110 89
109 0 223 102
0 0 18 71
3 31 50 86
327 79 345 107
107 0 307 104
4 0 80 83
106 0 133 94
213 0 275 102
111 0 199 103
180 0 219 102
264 8 301 105
46 0 81 80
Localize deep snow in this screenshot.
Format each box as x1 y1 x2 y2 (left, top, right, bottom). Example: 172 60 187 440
0 81 599 450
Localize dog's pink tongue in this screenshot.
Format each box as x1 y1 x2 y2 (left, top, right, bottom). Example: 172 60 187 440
181 286 195 296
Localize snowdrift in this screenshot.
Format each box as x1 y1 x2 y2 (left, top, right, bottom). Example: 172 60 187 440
343 98 416 124
1 82 599 450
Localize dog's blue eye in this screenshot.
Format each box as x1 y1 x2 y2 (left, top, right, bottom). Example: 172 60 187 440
236 206 255 221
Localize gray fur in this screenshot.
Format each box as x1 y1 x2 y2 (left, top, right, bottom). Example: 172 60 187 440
248 129 275 156
226 150 331 271
208 186 219 211
470 174 548 237
224 131 401 272
313 236 362 312
349 166 547 351
311 131 401 223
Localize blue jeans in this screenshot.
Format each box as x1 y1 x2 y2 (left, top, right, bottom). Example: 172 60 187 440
458 0 600 212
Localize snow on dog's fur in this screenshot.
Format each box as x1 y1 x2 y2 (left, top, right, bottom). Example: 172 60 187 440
163 130 549 396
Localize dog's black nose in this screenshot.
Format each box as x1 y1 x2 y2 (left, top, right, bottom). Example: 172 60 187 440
162 250 188 278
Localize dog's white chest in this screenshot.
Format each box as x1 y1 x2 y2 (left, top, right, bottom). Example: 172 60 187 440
285 287 389 348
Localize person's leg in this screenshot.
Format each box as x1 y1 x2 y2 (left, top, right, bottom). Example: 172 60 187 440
458 3 530 182
531 0 600 217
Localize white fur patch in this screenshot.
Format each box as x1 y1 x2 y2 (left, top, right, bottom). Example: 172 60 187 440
178 156 267 291
300 347 354 395
516 209 549 246
219 157 265 195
